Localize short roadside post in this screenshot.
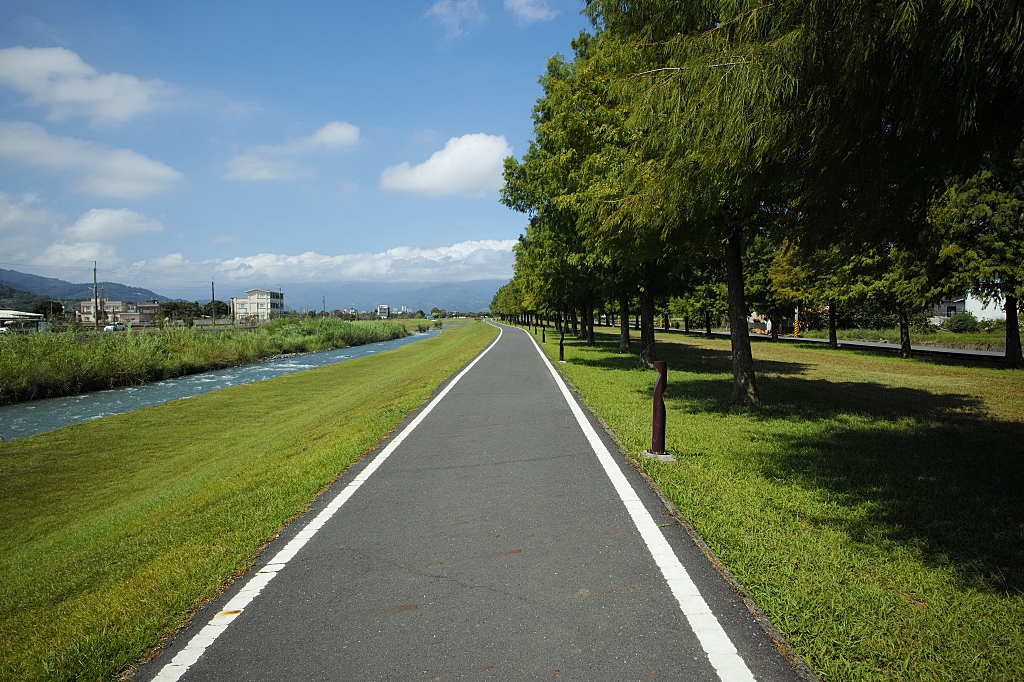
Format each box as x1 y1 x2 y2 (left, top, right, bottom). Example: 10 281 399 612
542 326 546 343
643 361 674 462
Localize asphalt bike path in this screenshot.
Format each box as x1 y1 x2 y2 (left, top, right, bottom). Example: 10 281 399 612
138 323 804 681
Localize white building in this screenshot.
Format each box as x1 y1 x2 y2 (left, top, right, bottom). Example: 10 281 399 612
931 294 1007 324
377 304 390 319
231 289 284 321
78 298 158 325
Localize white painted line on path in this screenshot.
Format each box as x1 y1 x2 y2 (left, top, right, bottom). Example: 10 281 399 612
520 325 757 682
150 325 504 682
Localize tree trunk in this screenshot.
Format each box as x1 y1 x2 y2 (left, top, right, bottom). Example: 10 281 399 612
639 287 657 368
770 308 779 341
570 309 579 337
725 225 758 405
1005 295 1022 369
828 299 838 350
705 310 712 336
684 315 690 333
587 306 595 346
898 308 912 358
618 295 631 353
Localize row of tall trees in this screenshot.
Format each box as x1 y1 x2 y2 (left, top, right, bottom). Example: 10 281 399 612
492 0 1024 402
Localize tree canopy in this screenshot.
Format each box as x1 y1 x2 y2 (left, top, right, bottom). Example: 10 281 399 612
497 0 1024 390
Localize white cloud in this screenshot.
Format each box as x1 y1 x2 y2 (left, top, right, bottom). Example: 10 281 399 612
65 208 162 240
0 191 56 232
222 154 294 181
0 120 183 198
36 240 120 267
0 191 60 254
0 46 176 125
380 133 511 197
427 0 484 37
128 239 516 283
223 121 360 181
504 0 557 22
286 121 360 152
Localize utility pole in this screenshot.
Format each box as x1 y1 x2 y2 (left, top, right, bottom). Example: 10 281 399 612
93 261 98 330
211 280 216 327
322 296 326 316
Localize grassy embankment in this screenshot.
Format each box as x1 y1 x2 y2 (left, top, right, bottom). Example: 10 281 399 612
0 317 428 405
530 324 1023 682
0 321 496 682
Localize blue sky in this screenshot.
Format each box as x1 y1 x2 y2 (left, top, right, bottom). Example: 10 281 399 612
0 0 590 301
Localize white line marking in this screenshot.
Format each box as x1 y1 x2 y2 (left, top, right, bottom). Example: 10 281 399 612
150 326 504 682
520 325 757 682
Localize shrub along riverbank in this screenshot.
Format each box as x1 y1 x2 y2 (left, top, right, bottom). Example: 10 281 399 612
534 325 1023 682
0 321 496 682
0 318 427 405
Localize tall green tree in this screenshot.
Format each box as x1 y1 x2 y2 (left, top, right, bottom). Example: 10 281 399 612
588 0 1024 399
932 152 1024 367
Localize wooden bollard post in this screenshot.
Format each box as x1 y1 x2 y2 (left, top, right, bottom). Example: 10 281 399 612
643 361 672 462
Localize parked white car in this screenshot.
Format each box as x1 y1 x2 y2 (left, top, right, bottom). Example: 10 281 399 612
103 322 127 331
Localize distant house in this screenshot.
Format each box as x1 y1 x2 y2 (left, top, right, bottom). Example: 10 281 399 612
930 297 966 322
377 304 390 319
133 300 160 323
231 289 284 321
78 298 159 325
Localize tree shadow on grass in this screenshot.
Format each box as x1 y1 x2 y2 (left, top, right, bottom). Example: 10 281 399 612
762 407 1024 596
565 335 813 379
569 334 1024 596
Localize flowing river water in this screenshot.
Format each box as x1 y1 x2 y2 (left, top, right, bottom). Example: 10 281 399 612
0 329 439 442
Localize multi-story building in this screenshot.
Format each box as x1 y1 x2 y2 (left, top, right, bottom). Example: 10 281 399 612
78 298 160 325
230 289 284 321
377 304 390 319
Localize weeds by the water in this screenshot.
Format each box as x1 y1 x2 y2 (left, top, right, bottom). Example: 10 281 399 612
0 318 426 404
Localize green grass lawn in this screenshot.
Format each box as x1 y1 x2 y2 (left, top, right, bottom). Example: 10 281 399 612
533 325 1023 682
795 326 1008 352
0 321 496 682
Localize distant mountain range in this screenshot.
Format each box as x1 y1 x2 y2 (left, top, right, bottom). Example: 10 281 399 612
0 268 507 314
0 283 46 312
0 269 170 303
279 279 507 313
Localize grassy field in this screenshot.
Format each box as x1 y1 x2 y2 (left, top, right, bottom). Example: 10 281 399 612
0 321 496 682
796 326 1008 352
0 317 424 405
532 325 1023 681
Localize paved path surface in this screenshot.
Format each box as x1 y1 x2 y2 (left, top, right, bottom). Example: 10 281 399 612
138 323 804 682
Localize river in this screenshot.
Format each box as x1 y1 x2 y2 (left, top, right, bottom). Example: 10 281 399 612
0 329 439 442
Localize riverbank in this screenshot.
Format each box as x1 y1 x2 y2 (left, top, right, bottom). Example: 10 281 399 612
0 321 496 682
0 330 439 442
536 326 1023 681
0 318 426 405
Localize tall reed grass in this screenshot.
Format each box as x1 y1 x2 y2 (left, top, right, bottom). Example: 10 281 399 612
0 318 421 404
